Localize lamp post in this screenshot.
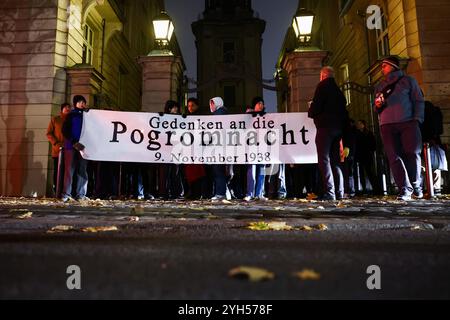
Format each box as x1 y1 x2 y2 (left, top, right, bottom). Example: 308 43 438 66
152 11 174 51
292 8 315 46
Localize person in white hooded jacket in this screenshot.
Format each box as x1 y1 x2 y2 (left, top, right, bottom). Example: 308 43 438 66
209 97 228 200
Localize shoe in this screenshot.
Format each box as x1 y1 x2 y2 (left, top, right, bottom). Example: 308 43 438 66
278 194 287 200
318 194 336 201
211 195 225 201
256 196 268 201
396 193 412 201
243 196 253 202
145 194 155 200
61 196 74 203
77 196 90 201
137 195 145 200
413 188 424 199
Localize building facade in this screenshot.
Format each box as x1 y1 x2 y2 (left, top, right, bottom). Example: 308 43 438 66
192 0 266 113
277 0 450 190
278 0 449 142
0 0 184 197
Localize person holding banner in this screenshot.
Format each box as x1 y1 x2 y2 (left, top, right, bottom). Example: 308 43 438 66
184 98 207 199
209 97 228 201
46 102 71 196
244 96 267 201
308 66 349 201
61 95 89 202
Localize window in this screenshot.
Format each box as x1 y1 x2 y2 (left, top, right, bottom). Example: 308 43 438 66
82 24 94 65
339 0 354 15
340 64 351 106
224 85 236 109
376 10 389 58
223 42 235 63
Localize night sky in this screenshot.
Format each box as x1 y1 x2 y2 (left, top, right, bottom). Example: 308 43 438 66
165 0 299 112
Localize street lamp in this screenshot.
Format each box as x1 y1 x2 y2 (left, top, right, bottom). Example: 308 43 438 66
152 11 174 50
292 8 315 45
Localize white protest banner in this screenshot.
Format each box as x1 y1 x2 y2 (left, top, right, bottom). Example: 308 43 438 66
79 110 317 164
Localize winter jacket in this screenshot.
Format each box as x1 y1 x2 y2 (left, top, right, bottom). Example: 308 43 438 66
373 70 424 126
308 77 348 129
62 108 86 150
46 115 65 158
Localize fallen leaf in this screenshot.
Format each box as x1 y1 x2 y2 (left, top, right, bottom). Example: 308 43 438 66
247 221 293 231
128 216 140 222
229 266 274 282
81 226 118 233
222 199 232 204
299 225 313 231
335 202 347 208
398 212 410 216
316 206 325 210
293 269 321 280
247 222 270 231
411 225 421 231
307 193 318 200
12 211 33 219
47 225 74 233
316 224 328 231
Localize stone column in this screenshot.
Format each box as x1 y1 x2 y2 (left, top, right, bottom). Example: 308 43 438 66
281 49 328 112
66 64 105 107
137 53 184 113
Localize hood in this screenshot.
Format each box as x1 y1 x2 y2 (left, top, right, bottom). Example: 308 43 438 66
210 97 224 112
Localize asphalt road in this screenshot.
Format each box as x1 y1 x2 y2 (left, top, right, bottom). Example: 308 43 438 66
0 197 449 300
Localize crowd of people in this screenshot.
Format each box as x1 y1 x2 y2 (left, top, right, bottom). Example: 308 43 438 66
46 56 446 202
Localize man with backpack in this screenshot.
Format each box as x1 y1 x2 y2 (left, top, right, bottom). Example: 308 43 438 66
374 56 425 201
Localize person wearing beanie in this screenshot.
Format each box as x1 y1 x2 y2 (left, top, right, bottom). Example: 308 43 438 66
61 95 89 202
374 56 425 201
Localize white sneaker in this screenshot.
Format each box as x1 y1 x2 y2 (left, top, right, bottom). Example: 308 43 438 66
256 196 268 201
243 196 252 202
211 195 225 201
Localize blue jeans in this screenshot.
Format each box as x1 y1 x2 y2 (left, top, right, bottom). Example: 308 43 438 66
246 164 265 198
62 149 88 199
380 120 422 195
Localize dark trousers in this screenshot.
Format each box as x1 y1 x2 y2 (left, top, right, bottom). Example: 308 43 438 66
315 128 344 198
211 164 226 196
380 120 422 195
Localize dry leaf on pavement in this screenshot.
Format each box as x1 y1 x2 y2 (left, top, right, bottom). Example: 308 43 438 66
81 226 118 233
229 266 275 282
47 225 74 233
293 269 321 280
316 224 328 231
13 211 33 219
299 225 313 231
247 221 293 231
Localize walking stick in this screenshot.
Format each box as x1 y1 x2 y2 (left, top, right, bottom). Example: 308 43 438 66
56 147 64 198
423 143 434 199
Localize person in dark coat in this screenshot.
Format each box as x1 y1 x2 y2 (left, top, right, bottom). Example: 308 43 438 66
355 119 380 195
308 66 349 201
209 97 228 200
